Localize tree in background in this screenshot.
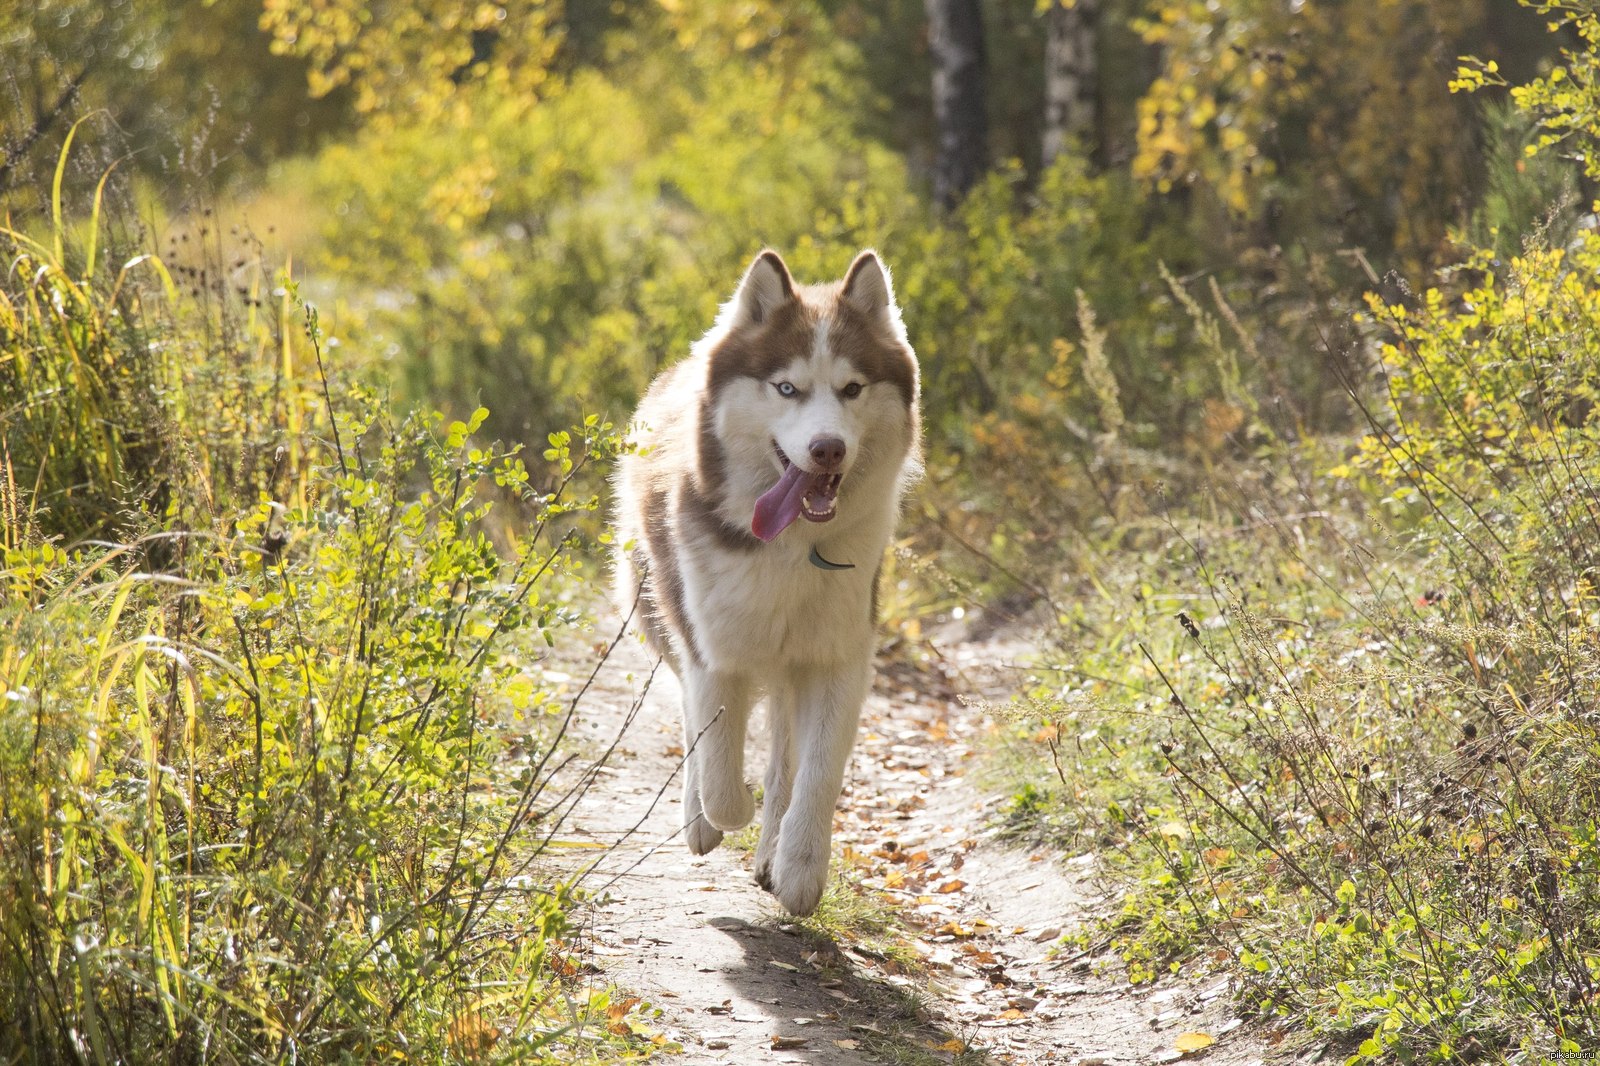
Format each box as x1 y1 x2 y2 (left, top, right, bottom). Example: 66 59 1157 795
924 0 990 208
0 0 353 205
1042 0 1100 167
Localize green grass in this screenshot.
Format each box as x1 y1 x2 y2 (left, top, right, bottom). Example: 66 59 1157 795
790 864 919 969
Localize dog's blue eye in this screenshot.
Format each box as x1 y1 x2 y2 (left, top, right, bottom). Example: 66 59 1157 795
842 382 863 399
775 381 797 397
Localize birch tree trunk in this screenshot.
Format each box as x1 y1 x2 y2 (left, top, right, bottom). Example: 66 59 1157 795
1042 0 1099 168
924 0 988 210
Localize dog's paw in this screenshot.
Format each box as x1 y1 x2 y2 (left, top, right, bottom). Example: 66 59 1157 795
753 825 781 893
700 780 756 832
770 848 829 917
684 815 724 856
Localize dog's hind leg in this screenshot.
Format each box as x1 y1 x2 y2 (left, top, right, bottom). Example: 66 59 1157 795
684 667 757 835
754 686 797 893
769 660 872 917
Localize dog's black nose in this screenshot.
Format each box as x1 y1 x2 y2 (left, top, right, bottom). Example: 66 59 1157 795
809 436 846 470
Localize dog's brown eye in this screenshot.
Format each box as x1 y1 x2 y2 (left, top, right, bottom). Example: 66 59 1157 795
842 382 863 399
775 381 798 398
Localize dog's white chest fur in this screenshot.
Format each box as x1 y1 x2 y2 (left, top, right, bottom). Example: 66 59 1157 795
684 535 875 669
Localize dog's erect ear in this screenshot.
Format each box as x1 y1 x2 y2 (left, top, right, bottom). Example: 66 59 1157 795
841 250 895 321
730 249 796 328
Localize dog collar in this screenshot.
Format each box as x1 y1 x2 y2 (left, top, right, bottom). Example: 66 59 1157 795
808 546 855 571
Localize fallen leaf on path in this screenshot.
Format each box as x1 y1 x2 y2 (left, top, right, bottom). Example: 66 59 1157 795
770 1035 809 1049
833 1038 861 1050
604 996 641 1029
937 879 966 893
445 1012 499 1058
1174 1032 1216 1053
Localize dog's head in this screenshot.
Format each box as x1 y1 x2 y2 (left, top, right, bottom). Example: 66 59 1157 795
700 249 921 541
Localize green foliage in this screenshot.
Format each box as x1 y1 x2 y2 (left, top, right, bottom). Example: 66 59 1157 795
0 169 632 1061
259 0 561 118
1134 0 1504 273
0 0 353 202
993 235 1600 1060
984 26 1600 1042
1463 96 1580 261
985 7 1600 1056
1458 1 1600 182
1 196 175 540
0 152 319 546
281 0 1442 600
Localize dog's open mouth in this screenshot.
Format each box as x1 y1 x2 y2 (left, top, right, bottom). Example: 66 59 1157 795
751 445 841 542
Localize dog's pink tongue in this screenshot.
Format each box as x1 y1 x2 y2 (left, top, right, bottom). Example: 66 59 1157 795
752 464 809 542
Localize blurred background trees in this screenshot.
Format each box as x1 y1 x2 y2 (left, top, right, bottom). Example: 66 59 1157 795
0 0 1581 548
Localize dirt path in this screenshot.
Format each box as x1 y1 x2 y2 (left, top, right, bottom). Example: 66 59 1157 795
543 623 1284 1065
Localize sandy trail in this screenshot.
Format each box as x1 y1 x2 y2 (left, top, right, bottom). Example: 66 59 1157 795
541 624 1281 1065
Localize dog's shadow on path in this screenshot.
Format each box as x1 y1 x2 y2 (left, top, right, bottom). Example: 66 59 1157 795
701 913 994 1063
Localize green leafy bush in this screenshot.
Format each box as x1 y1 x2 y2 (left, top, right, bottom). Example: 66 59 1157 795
1 179 629 1061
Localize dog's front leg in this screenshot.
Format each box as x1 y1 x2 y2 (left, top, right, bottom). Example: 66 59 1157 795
679 700 720 855
683 668 756 851
754 687 796 892
769 661 871 916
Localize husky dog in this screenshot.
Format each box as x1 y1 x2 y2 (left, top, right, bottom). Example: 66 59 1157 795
614 249 921 917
